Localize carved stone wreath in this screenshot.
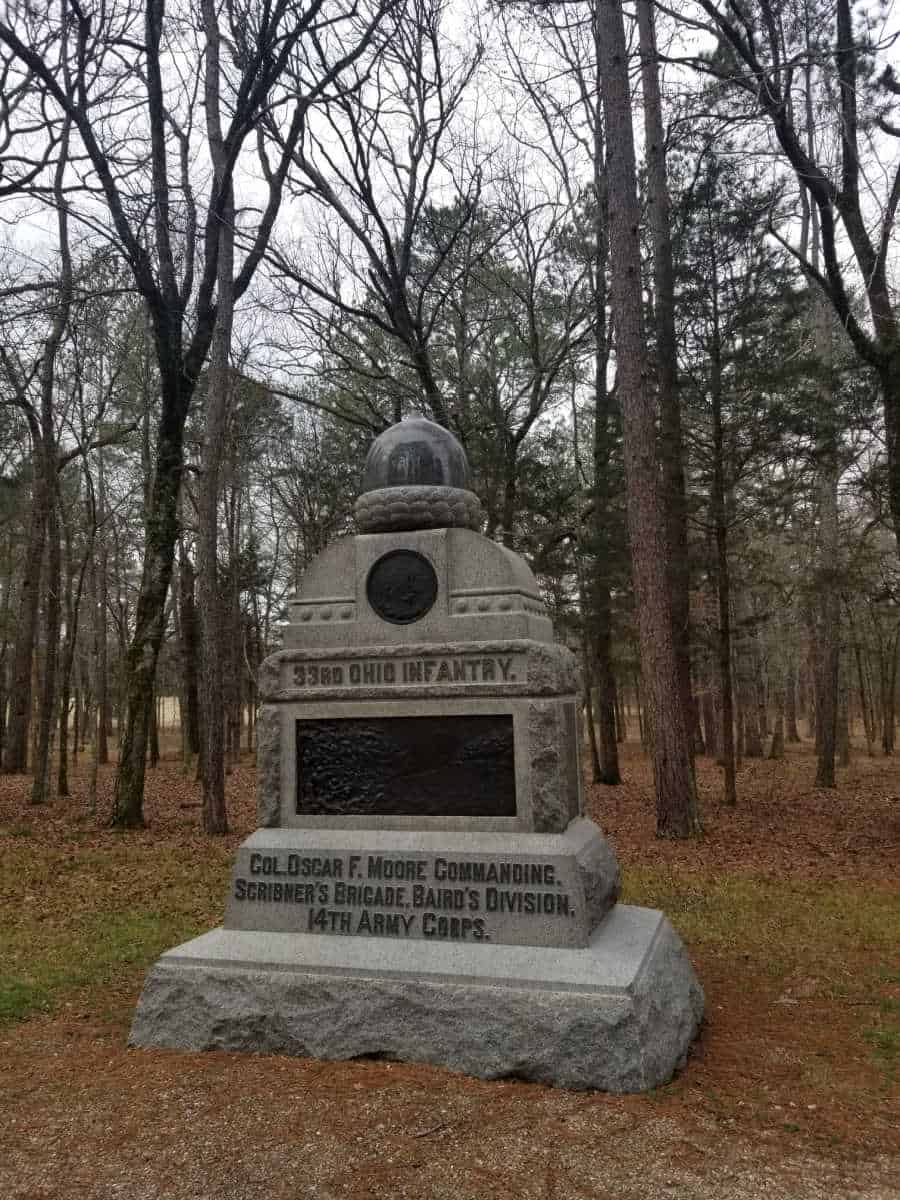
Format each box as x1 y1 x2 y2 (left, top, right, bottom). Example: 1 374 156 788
354 485 482 533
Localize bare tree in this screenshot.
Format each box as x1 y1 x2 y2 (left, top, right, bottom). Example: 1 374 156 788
0 0 393 826
263 0 486 426
682 0 900 548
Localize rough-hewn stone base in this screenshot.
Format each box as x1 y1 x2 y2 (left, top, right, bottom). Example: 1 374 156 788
129 905 703 1093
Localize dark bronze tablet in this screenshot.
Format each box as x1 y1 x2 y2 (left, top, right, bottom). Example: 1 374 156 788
366 549 438 624
296 715 516 816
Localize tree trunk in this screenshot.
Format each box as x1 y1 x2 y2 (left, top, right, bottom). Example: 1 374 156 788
837 660 850 767
195 3 235 833
31 460 60 806
0 531 13 763
882 628 899 754
593 585 620 784
111 370 185 828
709 247 736 805
742 650 763 758
702 687 718 759
634 669 645 747
86 528 101 818
3 483 46 773
97 448 110 766
636 0 694 756
785 657 801 742
178 546 201 759
597 0 699 837
149 689 160 768
583 676 602 782
31 118 74 806
57 527 76 798
769 663 785 759
813 372 840 784
847 606 874 754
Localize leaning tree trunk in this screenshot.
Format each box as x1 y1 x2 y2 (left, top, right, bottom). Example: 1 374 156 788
597 0 699 837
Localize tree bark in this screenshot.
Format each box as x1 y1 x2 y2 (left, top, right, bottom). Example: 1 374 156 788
812 292 839 788
97 448 110 765
111 367 186 828
586 72 620 787
195 0 235 833
4 477 45 773
31 448 61 806
702 687 718 759
769 662 785 759
178 543 201 759
709 240 737 805
593 591 621 784
785 656 801 742
636 0 694 752
836 659 850 767
597 0 699 836
882 628 898 754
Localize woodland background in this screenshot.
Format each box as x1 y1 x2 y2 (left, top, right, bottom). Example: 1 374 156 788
0 0 899 839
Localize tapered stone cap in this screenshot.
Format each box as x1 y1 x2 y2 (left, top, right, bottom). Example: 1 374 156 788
355 416 483 532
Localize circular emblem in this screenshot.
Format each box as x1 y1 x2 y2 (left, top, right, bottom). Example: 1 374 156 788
366 550 438 624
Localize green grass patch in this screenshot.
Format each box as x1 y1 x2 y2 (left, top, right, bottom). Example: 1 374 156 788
0 838 233 1025
623 866 900 1081
621 867 900 992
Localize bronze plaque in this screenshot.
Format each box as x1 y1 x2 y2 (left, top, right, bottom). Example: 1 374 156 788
366 550 437 624
296 715 515 816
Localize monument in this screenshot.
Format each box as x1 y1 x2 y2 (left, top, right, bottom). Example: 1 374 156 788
130 417 703 1091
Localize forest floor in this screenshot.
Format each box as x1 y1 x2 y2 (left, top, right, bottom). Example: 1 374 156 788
0 738 898 1200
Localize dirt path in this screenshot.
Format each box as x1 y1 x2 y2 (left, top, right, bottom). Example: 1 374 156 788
1 1007 895 1200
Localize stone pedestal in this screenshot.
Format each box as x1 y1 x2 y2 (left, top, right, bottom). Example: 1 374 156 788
130 418 703 1091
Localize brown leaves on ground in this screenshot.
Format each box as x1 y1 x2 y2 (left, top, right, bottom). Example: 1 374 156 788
593 740 900 883
0 738 898 1200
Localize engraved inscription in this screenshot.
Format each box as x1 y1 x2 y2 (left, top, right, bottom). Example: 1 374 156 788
290 655 521 688
366 550 438 624
230 851 577 943
295 715 516 817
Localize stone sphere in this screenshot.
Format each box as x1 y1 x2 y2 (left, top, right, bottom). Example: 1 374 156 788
361 416 471 493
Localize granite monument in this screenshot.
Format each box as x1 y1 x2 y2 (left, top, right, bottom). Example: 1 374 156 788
130 416 703 1091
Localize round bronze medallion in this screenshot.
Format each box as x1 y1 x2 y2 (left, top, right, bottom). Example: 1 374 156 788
366 549 438 624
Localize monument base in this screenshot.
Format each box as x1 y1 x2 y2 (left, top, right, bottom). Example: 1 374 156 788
129 905 703 1093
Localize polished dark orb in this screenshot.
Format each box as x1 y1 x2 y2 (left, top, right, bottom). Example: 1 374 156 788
361 416 471 493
